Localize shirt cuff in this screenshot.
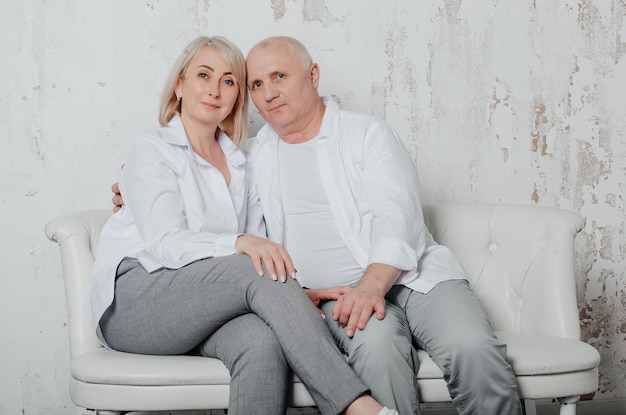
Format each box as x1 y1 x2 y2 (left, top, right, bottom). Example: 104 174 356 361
368 237 418 271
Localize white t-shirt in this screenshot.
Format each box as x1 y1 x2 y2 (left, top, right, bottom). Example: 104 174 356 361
247 97 467 294
278 138 363 289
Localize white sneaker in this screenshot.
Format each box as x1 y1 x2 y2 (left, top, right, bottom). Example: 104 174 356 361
377 407 399 415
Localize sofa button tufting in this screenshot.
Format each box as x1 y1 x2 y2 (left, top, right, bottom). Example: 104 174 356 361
489 243 498 252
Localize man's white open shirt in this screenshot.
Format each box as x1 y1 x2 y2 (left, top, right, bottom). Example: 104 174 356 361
247 97 466 293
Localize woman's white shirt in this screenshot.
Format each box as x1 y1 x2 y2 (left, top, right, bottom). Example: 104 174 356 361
90 115 265 333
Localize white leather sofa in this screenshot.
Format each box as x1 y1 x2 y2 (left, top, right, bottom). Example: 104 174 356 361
45 204 600 415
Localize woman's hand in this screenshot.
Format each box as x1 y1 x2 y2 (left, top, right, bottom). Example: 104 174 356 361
235 235 296 282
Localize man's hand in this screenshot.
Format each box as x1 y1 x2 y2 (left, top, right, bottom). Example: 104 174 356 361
304 286 351 317
112 182 124 213
235 234 296 283
332 263 402 337
332 285 387 338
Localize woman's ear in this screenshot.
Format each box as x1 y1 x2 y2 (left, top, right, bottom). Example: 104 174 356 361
174 78 183 101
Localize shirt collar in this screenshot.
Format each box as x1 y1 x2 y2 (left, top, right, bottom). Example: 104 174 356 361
162 114 246 167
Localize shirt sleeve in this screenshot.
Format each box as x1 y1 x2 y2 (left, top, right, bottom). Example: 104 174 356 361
120 134 239 271
361 121 427 271
243 160 268 238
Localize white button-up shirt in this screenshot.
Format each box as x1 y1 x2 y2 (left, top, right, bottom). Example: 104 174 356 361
247 97 466 293
91 115 265 331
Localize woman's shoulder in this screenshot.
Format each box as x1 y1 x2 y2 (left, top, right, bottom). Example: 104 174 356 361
125 125 187 169
132 122 185 149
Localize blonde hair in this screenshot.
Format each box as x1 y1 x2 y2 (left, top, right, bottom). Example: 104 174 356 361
158 36 249 147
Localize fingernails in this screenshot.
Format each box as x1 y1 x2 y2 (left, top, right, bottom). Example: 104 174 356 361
320 313 326 320
280 275 286 283
271 274 278 281
291 271 297 279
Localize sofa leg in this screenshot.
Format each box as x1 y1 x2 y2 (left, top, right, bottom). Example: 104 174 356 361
95 411 123 415
557 396 579 415
522 399 537 415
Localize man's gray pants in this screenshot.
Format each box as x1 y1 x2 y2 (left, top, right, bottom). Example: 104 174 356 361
320 279 523 415
99 255 369 415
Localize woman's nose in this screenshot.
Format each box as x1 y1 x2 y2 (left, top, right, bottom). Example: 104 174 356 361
207 80 220 97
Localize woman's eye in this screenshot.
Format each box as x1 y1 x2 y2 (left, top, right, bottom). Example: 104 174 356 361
198 73 208 79
224 79 235 86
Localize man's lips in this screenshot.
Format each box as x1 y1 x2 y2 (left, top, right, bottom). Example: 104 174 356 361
267 103 286 112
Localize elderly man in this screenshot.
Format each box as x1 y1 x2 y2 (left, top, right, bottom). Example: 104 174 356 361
244 36 522 415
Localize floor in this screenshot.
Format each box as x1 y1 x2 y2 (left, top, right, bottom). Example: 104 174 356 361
123 398 626 414
413 399 626 414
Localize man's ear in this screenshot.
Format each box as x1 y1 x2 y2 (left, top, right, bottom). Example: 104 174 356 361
310 63 320 88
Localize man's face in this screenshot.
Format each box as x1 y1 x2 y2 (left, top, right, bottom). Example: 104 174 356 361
246 42 319 135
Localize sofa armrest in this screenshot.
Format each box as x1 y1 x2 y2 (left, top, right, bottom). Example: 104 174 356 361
45 210 113 356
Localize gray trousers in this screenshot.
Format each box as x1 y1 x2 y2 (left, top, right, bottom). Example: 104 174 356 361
99 256 369 415
320 279 523 415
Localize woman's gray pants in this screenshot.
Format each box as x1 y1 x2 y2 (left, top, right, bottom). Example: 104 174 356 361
99 255 368 415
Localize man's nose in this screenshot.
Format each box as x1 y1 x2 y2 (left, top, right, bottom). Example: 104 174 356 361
263 85 278 101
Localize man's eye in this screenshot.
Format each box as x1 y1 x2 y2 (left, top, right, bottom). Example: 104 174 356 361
253 81 262 89
277 73 285 79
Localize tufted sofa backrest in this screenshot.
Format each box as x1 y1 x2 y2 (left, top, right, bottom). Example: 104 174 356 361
46 204 585 357
422 204 585 340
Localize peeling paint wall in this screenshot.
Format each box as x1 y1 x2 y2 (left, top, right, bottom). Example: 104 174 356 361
1 0 624 413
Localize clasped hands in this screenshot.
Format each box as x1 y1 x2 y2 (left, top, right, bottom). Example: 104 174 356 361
234 236 388 338
305 285 386 338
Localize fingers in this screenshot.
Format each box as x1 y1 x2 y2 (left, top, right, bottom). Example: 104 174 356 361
279 246 297 280
261 251 280 281
236 235 296 282
373 301 386 321
111 182 123 213
249 254 265 277
112 194 122 213
332 297 361 338
332 291 385 338
332 296 348 327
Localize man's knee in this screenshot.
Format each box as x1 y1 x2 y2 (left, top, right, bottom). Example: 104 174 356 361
345 316 414 367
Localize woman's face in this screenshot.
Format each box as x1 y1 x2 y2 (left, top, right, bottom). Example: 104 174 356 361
175 46 239 128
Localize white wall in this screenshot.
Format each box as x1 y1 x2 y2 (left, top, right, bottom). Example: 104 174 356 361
1 0 624 413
